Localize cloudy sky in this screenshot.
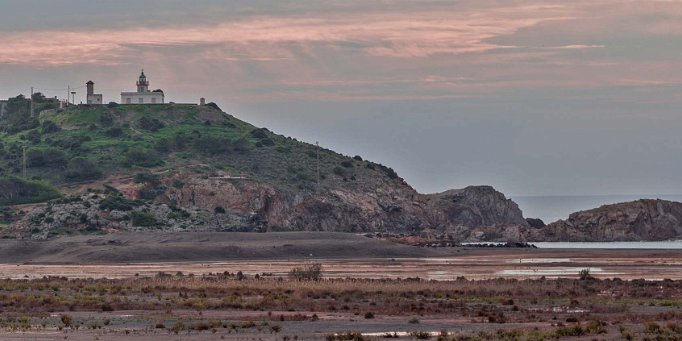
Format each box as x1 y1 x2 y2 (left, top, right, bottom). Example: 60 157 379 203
1 0 682 196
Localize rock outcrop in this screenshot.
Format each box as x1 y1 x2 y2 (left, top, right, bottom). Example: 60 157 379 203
13 176 528 241
527 199 682 241
160 173 528 241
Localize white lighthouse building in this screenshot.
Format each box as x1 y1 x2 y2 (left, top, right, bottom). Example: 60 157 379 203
121 70 165 104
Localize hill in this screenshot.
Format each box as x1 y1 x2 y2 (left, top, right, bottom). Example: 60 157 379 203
0 95 527 241
526 199 682 242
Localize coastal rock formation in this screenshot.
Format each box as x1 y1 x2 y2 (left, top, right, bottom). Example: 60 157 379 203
160 174 528 240
12 178 527 242
527 199 682 241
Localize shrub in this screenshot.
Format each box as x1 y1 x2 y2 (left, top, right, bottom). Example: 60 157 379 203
192 136 231 154
99 195 139 211
123 149 162 167
60 314 73 328
411 331 431 339
214 206 226 214
137 117 165 131
0 176 61 205
555 326 585 337
353 155 363 161
340 160 354 168
41 121 61 134
171 179 184 189
333 166 346 177
64 158 102 181
51 135 91 151
131 211 157 227
288 263 323 281
154 138 172 153
250 128 269 139
133 172 160 184
26 148 67 168
100 111 115 126
138 185 166 200
232 137 251 154
105 127 123 137
107 102 118 108
377 164 398 179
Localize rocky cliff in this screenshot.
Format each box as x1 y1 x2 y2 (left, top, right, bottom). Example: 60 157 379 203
527 199 682 241
10 177 528 242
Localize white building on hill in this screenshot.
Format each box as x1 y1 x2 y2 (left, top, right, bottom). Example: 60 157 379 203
0 100 7 116
86 81 103 105
120 70 164 104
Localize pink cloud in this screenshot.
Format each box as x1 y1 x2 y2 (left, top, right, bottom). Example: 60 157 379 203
0 3 578 66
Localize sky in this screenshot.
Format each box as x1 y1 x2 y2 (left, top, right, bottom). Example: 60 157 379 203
1 0 682 196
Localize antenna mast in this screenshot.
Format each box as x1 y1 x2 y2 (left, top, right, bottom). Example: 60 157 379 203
22 146 27 178
30 86 34 117
316 141 320 193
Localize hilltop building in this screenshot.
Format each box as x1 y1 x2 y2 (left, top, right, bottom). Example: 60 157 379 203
0 100 6 116
121 70 164 104
86 81 103 105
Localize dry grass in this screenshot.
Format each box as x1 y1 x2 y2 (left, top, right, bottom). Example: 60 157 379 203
0 274 680 339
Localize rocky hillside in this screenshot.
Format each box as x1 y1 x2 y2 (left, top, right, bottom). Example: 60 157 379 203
0 95 527 241
527 199 682 241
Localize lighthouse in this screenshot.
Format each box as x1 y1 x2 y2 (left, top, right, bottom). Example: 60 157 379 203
121 70 165 104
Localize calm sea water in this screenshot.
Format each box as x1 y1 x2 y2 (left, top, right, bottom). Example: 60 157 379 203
512 194 682 224
463 241 682 249
533 241 682 249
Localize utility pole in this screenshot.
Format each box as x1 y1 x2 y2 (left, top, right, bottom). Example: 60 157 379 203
316 141 320 193
30 86 34 117
22 146 27 178
67 85 70 106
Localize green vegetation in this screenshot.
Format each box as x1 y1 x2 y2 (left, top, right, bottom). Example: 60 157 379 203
0 97 403 210
64 157 102 181
131 211 157 227
0 176 61 205
99 195 140 211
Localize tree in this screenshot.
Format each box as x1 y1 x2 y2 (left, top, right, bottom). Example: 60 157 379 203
1 95 39 134
579 268 593 280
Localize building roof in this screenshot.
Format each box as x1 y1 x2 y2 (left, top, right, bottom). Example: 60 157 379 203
86 80 94 84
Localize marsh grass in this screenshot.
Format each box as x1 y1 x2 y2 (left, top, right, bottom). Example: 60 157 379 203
0 275 680 339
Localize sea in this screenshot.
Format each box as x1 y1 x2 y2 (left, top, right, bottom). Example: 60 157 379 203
511 194 682 224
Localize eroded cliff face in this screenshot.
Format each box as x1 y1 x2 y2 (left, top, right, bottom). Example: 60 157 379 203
155 173 528 241
527 199 682 241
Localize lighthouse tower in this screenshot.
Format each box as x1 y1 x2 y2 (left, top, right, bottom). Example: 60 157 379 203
136 70 149 92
